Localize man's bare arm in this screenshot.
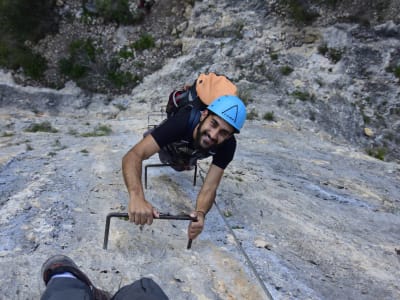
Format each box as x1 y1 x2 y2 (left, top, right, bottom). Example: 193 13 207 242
188 164 224 239
122 134 160 225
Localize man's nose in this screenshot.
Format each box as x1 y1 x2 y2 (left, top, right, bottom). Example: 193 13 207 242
208 128 218 141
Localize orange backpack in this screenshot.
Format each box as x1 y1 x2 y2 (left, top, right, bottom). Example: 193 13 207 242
166 72 238 118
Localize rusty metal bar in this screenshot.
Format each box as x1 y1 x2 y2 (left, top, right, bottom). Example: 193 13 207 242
103 212 197 250
144 163 170 189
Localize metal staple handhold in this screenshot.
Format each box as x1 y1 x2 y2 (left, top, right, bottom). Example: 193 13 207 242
103 212 197 250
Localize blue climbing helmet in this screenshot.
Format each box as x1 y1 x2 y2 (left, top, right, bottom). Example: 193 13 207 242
207 95 247 133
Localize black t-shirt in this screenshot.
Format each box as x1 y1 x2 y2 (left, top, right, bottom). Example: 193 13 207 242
151 109 236 169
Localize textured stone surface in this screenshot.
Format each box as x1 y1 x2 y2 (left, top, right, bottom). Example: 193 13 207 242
1 1 400 299
1 66 399 299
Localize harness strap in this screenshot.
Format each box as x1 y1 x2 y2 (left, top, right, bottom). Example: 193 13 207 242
186 108 201 137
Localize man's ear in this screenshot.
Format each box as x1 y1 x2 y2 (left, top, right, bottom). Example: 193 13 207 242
200 109 209 121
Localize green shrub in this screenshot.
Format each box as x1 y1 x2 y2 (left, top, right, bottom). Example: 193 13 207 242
367 147 386 161
394 66 400 78
59 58 88 79
386 65 400 80
68 128 78 136
247 108 258 120
280 65 294 76
0 0 55 78
0 0 57 42
0 41 47 79
132 34 155 51
69 39 96 62
224 210 233 217
292 90 315 102
81 124 112 137
263 111 275 121
108 70 138 88
113 103 128 111
118 46 134 59
270 53 279 60
282 0 319 24
85 0 145 25
318 43 343 63
59 39 96 79
25 121 58 133
328 48 342 63
20 51 47 79
318 44 328 56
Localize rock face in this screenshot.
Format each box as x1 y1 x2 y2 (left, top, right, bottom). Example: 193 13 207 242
10 0 400 162
0 1 400 299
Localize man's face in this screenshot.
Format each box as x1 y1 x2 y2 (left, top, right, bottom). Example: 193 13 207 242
194 110 235 150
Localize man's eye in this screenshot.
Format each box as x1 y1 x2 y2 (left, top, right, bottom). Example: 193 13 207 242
219 131 229 138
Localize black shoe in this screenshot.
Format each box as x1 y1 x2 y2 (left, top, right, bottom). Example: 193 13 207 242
41 254 111 300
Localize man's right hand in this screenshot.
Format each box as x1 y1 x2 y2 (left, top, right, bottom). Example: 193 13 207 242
128 197 159 225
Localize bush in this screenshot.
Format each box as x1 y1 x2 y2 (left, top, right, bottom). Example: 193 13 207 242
69 39 96 62
108 70 140 88
118 46 134 59
132 34 155 51
328 48 342 63
25 121 58 133
318 43 343 63
0 42 47 79
19 50 47 79
0 0 56 78
85 0 141 25
263 111 275 121
59 39 96 79
81 124 112 137
270 53 279 61
292 90 315 102
282 0 319 24
367 147 386 161
386 65 400 81
394 66 400 79
59 58 88 79
280 65 294 75
0 0 57 42
247 108 258 120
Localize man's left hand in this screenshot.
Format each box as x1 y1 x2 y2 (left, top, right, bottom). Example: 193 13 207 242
188 211 205 240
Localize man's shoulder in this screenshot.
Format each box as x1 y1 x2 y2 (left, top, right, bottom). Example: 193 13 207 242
214 135 236 154
150 109 193 146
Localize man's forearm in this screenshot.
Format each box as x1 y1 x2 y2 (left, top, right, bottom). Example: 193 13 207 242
196 164 224 216
122 135 161 203
195 188 216 216
122 151 145 200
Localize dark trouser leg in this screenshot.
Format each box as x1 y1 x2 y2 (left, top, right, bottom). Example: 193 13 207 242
41 278 94 300
112 278 168 300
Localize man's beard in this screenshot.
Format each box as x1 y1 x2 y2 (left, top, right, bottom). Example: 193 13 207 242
194 118 216 150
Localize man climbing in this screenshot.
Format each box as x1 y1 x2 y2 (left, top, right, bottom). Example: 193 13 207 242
122 74 246 241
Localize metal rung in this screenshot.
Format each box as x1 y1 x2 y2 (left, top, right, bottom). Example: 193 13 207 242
103 212 196 250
